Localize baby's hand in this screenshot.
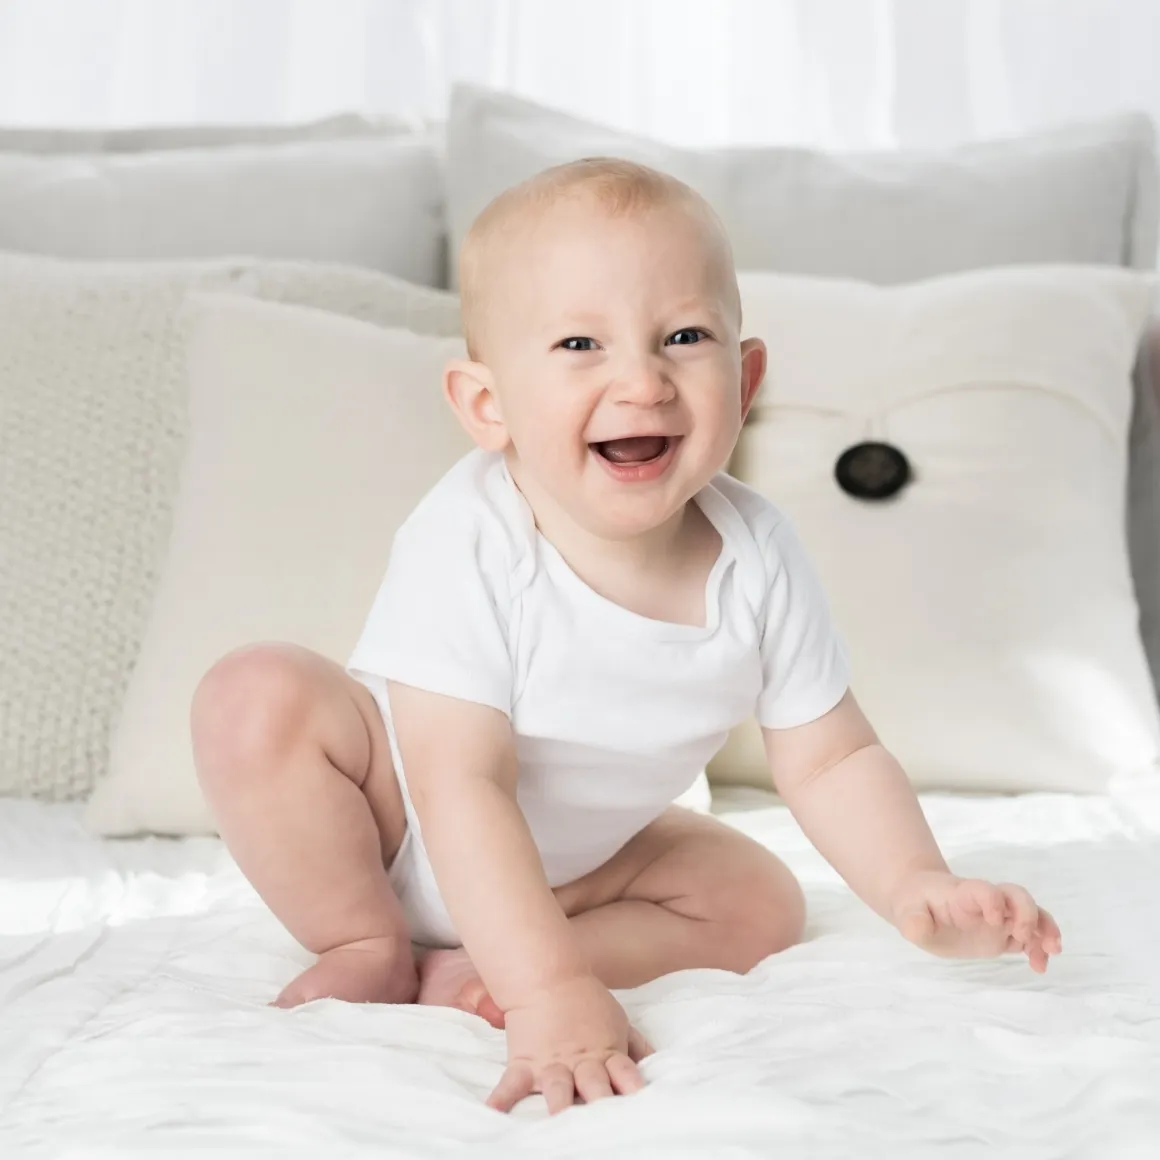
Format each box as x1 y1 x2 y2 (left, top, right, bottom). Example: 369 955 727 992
891 870 1063 972
487 975 653 1115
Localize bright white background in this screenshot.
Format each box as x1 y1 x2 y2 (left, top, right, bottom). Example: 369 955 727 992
0 0 1157 148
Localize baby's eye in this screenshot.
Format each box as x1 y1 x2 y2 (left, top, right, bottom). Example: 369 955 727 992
557 336 599 352
666 328 709 346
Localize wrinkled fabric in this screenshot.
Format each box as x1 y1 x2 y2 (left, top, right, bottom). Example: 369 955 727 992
1 791 1157 1158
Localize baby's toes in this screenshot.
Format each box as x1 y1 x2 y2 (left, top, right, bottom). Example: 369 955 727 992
271 980 308 1009
460 977 505 1029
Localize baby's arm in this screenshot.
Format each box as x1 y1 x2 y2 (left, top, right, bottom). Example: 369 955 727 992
764 692 1062 971
387 681 647 1112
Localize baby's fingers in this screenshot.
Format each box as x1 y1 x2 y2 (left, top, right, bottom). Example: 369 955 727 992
954 880 1007 927
1038 908 1063 955
573 1058 614 1105
487 1063 534 1113
1025 939 1050 974
540 1063 577 1116
996 888 1061 973
606 1052 646 1096
999 883 1040 944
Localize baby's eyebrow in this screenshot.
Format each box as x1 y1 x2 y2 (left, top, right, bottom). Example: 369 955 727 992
551 312 608 331
668 297 714 314
541 299 731 336
658 295 734 323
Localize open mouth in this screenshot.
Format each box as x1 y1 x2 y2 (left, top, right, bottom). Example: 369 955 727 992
591 435 672 465
588 435 680 483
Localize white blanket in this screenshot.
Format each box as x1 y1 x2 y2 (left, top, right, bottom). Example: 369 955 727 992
2 790 1158 1158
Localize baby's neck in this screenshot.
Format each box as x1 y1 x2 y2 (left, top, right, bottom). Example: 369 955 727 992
509 466 722 627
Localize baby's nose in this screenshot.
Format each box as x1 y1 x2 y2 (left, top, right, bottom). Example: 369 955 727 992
614 361 674 406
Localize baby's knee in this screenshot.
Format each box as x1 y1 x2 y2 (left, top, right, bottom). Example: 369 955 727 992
716 851 807 972
192 644 319 781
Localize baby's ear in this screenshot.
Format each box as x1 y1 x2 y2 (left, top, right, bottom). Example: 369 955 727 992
739 338 767 421
443 359 509 451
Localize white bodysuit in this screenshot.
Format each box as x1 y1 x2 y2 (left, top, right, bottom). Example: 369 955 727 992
348 450 849 947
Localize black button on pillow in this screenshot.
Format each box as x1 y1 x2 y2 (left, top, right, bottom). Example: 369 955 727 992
834 441 911 501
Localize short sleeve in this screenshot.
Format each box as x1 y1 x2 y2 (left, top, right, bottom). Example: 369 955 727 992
347 510 514 715
756 518 850 730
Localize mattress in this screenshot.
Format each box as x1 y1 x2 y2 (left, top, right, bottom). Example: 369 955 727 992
2 788 1159 1159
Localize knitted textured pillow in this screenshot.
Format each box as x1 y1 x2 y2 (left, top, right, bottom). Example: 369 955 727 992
0 253 460 800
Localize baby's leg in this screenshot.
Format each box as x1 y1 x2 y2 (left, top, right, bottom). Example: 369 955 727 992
192 643 417 1008
422 808 804 1010
555 808 807 987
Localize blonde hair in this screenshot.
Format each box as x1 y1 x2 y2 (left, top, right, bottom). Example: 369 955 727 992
458 157 734 357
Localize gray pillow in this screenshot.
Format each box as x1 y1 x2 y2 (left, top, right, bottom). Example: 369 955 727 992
446 85 1158 282
0 135 445 286
1130 323 1160 697
0 113 407 154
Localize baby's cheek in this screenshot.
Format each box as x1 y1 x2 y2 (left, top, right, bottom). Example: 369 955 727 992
513 407 586 471
700 397 743 452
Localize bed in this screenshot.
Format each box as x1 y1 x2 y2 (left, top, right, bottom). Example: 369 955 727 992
3 788 1158 1158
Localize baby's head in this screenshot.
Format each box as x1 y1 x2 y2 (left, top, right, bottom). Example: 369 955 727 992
446 158 766 541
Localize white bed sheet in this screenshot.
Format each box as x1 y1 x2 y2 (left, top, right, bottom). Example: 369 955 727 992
2 788 1159 1159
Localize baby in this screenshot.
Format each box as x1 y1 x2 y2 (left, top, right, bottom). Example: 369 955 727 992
192 158 1062 1115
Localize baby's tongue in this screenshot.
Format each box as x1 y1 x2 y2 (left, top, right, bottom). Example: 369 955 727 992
597 436 667 464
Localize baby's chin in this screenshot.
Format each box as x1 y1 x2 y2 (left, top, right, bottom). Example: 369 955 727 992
574 480 704 542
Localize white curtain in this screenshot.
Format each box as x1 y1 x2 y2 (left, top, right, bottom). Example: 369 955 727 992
0 0 1157 149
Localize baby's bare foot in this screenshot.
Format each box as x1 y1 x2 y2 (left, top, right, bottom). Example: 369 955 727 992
417 948 505 1028
273 936 418 1008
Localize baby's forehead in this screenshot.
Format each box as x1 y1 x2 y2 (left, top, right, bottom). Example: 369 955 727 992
460 163 737 353
507 185 722 251
480 200 734 305
555 198 724 262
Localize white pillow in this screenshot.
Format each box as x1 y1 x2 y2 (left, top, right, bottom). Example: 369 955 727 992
711 266 1160 794
0 134 444 284
446 86 1158 285
84 296 474 836
82 288 714 836
0 253 459 803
